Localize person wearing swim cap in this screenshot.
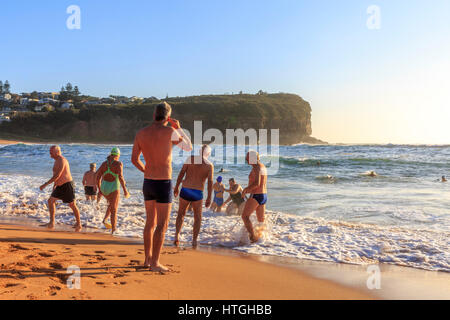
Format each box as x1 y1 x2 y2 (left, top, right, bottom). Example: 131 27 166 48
241 150 268 243
210 176 225 213
131 102 193 271
96 147 130 234
174 145 213 249
39 146 82 232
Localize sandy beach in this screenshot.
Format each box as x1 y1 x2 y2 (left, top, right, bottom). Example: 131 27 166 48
0 223 372 300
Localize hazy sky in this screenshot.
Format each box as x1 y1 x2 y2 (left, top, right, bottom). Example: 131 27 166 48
1 0 449 144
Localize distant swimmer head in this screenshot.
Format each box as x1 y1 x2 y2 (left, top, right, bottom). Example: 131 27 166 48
246 150 260 165
154 101 172 122
111 147 121 157
49 145 61 158
442 176 447 182
201 144 212 158
217 176 223 183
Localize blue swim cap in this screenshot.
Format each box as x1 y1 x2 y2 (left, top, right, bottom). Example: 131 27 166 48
217 176 223 183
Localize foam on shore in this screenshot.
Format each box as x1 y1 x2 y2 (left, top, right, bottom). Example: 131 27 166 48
1 174 448 273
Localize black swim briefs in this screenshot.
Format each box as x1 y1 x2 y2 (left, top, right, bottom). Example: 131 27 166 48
51 181 76 204
143 179 173 204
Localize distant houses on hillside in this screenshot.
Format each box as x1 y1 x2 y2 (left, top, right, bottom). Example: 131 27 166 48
0 88 148 116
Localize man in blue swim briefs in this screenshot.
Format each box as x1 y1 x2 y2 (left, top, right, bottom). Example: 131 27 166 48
132 102 192 272
242 150 268 243
173 145 214 249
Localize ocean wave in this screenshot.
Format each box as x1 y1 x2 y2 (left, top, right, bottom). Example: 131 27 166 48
0 174 448 273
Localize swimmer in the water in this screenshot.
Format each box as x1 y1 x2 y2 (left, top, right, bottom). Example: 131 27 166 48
368 171 377 177
442 176 447 182
210 176 225 213
223 178 246 216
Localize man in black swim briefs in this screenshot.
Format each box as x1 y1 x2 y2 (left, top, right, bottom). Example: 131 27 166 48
132 102 192 272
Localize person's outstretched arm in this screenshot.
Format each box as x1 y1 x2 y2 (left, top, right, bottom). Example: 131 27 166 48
131 136 145 173
174 164 188 198
205 164 214 208
226 184 239 195
118 162 130 198
40 158 64 191
82 172 87 187
242 168 261 197
95 163 106 196
170 120 193 152
224 196 232 206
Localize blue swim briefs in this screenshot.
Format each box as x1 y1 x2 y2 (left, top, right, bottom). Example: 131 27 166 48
252 194 268 206
180 187 204 202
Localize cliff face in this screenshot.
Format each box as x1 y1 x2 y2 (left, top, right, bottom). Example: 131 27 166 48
0 93 325 145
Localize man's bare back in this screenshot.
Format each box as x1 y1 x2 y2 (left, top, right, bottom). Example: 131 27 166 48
182 156 214 191
133 123 183 180
83 171 96 187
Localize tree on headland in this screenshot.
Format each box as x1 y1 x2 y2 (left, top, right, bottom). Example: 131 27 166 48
0 81 3 94
4 80 10 94
257 90 267 96
65 83 73 94
59 82 80 102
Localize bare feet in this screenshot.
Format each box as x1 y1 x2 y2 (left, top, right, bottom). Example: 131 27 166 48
192 240 198 249
249 234 259 244
41 223 55 230
174 238 180 247
144 256 151 268
74 224 82 232
150 263 170 273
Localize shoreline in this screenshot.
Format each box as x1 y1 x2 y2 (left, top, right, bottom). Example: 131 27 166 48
0 222 372 300
1 216 449 300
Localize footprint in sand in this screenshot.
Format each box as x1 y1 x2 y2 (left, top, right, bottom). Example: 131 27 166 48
95 251 106 254
10 244 30 251
38 252 54 258
49 262 63 270
45 285 61 296
5 283 21 288
118 255 128 258
55 274 69 284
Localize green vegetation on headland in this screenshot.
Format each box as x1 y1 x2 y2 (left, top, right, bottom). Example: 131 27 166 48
0 93 326 145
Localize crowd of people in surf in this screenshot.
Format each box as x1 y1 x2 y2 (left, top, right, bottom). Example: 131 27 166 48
38 102 268 272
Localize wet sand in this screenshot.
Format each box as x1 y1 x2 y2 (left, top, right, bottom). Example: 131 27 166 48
0 223 372 300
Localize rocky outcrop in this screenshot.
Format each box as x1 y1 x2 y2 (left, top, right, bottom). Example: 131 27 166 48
0 93 326 145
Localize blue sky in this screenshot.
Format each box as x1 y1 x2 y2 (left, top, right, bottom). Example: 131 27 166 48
1 0 450 143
